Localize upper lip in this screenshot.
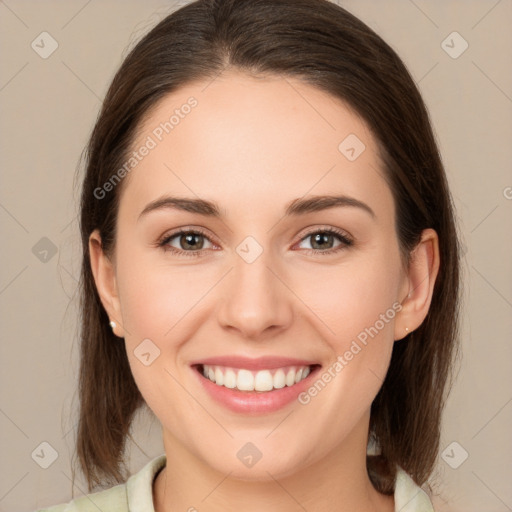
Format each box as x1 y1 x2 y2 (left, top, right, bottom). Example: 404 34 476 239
190 356 320 371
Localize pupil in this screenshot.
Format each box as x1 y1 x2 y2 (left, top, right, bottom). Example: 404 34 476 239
182 233 203 250
312 233 333 250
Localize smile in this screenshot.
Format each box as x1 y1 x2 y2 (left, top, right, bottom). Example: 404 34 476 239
191 361 322 414
201 364 313 392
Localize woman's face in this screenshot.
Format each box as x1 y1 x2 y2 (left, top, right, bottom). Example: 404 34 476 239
98 70 411 479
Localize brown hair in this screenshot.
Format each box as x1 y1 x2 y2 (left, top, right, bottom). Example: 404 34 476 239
74 0 461 496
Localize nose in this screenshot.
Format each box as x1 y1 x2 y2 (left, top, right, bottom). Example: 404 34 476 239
217 248 294 340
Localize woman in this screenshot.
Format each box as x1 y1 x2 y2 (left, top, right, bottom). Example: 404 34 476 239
37 0 460 510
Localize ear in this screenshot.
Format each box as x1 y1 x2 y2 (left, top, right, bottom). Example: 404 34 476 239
394 228 440 341
88 229 125 338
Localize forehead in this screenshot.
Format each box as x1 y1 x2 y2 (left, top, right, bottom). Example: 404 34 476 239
119 70 392 223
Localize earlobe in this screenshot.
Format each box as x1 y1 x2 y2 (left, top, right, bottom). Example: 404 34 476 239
394 228 440 341
88 229 124 337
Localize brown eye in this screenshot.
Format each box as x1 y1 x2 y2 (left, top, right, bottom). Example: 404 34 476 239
177 232 205 250
296 228 353 254
310 232 336 250
159 229 216 257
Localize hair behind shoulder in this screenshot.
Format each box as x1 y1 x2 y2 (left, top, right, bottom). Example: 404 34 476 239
75 0 461 494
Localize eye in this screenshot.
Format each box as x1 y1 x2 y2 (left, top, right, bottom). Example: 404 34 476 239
158 228 216 257
295 227 353 255
157 226 353 258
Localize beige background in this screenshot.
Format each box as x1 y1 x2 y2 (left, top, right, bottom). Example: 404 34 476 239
1 0 511 510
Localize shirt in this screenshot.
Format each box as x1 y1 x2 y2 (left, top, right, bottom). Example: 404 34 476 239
35 454 435 511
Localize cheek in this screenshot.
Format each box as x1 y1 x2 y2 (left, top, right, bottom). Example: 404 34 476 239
291 249 401 434
293 243 402 388
114 258 195 415
114 248 221 403
303 250 400 335
116 247 214 338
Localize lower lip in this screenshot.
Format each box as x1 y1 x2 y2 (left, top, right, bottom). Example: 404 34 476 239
192 365 321 414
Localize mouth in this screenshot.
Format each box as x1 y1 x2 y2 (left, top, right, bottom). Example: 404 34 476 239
189 355 322 413
192 363 322 393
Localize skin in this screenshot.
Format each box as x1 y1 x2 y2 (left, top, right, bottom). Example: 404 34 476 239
89 70 439 511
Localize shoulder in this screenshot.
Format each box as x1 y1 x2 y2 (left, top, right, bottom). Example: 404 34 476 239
394 467 435 512
34 484 127 512
34 453 167 512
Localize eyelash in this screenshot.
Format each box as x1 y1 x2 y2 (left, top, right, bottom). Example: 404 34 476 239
157 226 354 258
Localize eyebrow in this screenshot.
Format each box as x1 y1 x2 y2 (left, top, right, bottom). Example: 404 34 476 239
137 194 376 221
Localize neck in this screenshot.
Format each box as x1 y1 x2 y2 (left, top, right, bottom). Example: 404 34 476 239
153 417 394 512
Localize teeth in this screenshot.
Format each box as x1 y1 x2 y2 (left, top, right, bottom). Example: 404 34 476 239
254 370 273 391
201 364 313 392
237 369 254 391
273 369 286 389
214 367 224 386
224 368 237 389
